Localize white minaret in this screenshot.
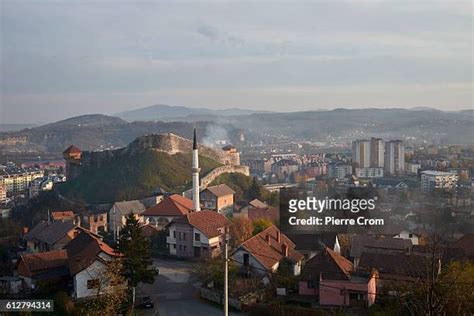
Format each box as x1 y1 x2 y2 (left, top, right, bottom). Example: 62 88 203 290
192 128 201 211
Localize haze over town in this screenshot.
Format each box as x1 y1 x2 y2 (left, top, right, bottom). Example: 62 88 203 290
1 1 473 124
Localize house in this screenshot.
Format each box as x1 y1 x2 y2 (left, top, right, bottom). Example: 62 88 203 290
143 194 193 230
232 225 304 276
350 235 412 268
17 249 70 290
167 210 230 258
65 230 122 300
235 199 268 217
80 210 108 235
200 184 235 215
24 221 82 252
393 230 426 246
299 247 377 307
357 248 440 282
109 200 146 236
141 224 160 239
18 230 123 300
454 233 474 261
286 233 340 259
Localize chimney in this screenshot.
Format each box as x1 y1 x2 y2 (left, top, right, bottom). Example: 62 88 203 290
281 243 288 257
265 234 271 245
276 230 281 243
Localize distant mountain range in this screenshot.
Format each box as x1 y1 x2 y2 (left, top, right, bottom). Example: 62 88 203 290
1 106 473 158
116 104 269 122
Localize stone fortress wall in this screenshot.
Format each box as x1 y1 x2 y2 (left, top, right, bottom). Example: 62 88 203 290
65 133 243 180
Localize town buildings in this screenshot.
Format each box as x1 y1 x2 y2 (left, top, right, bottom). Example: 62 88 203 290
143 194 193 230
18 230 123 300
352 140 371 168
200 184 235 215
0 183 6 204
232 225 304 276
370 138 385 168
166 210 229 258
109 200 146 238
0 164 44 194
24 221 83 252
299 247 377 307
421 170 458 192
384 140 405 175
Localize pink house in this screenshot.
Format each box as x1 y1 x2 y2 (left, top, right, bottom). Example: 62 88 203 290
299 247 377 307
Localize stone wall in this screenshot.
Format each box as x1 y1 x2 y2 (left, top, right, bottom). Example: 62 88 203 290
200 165 250 188
68 133 242 178
200 287 267 310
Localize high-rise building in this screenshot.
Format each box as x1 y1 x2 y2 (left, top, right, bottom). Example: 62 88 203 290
370 138 384 168
352 140 371 168
384 140 405 175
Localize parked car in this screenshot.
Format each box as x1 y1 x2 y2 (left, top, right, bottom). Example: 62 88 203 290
135 296 154 309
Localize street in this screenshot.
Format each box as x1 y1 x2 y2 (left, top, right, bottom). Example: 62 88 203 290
138 258 244 316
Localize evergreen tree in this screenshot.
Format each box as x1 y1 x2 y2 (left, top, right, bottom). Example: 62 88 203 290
246 177 262 200
116 212 157 306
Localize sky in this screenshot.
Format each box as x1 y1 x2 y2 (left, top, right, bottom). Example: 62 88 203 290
0 1 473 124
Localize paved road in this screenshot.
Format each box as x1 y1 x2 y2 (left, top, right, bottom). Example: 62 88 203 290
138 258 244 316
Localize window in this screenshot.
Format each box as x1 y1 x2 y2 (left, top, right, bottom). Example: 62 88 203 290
195 233 200 241
183 246 187 251
307 280 317 289
409 233 413 238
178 245 182 251
87 279 100 289
349 293 365 301
243 253 250 266
182 233 186 241
99 215 104 221
173 244 176 249
173 231 176 238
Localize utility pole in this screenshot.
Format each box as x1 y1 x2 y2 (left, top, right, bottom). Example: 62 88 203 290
224 241 229 316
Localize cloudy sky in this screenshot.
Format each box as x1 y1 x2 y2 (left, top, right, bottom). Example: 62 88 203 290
1 1 472 124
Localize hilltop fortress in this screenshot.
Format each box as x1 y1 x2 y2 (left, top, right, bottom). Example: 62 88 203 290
63 133 247 182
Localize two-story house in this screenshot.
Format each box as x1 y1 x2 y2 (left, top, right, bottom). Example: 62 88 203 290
299 247 377 307
232 225 304 276
199 184 235 215
109 200 146 237
143 194 193 230
166 210 230 258
24 221 82 252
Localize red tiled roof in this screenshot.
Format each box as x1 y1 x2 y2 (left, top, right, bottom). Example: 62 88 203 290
18 250 68 278
143 194 193 217
204 184 235 197
141 224 160 238
240 225 303 271
301 247 353 281
51 211 74 221
63 145 81 154
65 230 119 275
175 210 230 238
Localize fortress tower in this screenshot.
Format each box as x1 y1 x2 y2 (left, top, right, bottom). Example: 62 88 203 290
63 145 82 180
192 128 201 211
